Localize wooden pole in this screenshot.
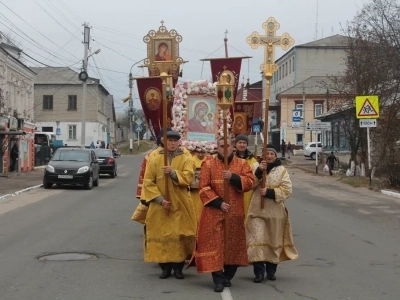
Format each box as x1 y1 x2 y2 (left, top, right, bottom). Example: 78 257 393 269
260 69 273 209
160 72 170 215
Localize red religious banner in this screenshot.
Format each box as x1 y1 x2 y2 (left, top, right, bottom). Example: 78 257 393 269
202 57 250 101
233 101 262 135
136 77 172 138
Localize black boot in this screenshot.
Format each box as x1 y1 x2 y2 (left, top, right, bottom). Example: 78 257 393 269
159 263 172 279
253 274 264 283
172 262 185 279
214 284 224 292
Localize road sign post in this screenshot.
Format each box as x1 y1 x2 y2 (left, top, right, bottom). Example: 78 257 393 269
305 122 331 131
356 96 380 187
252 125 260 157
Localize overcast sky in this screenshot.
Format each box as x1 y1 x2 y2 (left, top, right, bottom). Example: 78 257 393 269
0 0 368 112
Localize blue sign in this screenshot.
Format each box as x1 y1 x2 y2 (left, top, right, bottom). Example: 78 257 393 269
253 125 260 133
136 125 142 132
56 128 61 136
292 109 302 122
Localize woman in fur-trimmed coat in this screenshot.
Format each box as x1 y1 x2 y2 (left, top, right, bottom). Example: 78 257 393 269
245 144 298 283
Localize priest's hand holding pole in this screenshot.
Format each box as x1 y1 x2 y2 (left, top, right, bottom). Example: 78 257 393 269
220 202 230 213
162 166 172 174
161 199 171 210
222 170 232 180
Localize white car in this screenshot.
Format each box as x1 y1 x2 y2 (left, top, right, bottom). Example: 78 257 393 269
303 142 323 160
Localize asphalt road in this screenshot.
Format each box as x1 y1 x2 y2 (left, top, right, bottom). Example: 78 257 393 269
0 154 399 300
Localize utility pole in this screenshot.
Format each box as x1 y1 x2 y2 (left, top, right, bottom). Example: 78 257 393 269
128 74 134 153
80 23 90 147
302 82 306 149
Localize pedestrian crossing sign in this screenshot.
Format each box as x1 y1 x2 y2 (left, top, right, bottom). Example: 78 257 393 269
356 96 379 119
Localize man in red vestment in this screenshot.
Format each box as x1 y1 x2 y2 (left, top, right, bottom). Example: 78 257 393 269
194 137 255 292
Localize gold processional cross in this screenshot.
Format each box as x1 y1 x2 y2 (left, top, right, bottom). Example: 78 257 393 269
246 17 294 209
246 17 294 76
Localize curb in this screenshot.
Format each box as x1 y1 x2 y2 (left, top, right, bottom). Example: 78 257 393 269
381 189 400 199
0 184 43 201
34 166 46 170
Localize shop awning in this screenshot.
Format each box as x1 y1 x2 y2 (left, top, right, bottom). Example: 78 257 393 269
0 131 26 135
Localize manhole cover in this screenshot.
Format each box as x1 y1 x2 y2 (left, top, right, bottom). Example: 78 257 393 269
38 252 98 261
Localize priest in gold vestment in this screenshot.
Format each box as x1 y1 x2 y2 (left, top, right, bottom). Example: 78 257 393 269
194 137 255 293
246 144 298 283
141 130 196 280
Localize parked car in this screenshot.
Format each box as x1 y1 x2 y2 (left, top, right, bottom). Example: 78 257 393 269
43 148 100 190
94 149 118 178
303 142 323 160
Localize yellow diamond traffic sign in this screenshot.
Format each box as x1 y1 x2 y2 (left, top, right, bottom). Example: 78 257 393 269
356 95 379 119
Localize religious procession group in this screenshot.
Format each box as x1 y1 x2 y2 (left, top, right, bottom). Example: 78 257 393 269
132 129 299 293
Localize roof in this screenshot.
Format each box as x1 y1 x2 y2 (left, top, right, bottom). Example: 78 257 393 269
296 34 350 49
315 102 353 119
277 76 341 98
0 42 22 53
32 67 85 85
0 45 36 75
276 34 350 64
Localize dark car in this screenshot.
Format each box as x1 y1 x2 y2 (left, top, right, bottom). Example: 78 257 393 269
43 148 100 190
93 149 118 178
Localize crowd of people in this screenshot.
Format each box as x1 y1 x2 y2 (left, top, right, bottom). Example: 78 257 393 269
132 129 298 293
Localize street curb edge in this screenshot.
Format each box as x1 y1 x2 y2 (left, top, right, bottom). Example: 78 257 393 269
381 189 400 199
0 184 44 201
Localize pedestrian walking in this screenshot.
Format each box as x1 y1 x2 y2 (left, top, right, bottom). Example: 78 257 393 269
287 141 292 158
192 137 255 293
141 130 196 280
10 140 19 172
281 139 286 158
326 151 338 176
246 144 298 283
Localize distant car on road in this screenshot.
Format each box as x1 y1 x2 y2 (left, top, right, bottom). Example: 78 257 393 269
94 149 118 178
43 148 100 190
303 142 323 160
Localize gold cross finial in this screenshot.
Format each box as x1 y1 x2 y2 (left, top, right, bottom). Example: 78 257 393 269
160 20 164 26
246 17 294 75
224 30 228 39
223 65 227 71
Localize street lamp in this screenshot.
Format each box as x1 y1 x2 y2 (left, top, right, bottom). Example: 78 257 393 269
79 44 101 148
121 59 146 153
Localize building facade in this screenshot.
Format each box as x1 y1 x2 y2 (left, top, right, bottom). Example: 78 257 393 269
32 67 115 147
0 39 36 174
271 34 349 101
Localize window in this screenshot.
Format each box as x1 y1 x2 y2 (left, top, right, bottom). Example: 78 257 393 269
296 133 303 145
289 59 292 74
285 62 288 76
68 95 77 110
42 126 53 132
315 103 323 117
279 66 281 80
296 103 303 117
43 95 53 109
293 56 295 71
68 125 77 139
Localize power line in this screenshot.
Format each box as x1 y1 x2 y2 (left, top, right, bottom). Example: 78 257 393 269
33 0 81 42
0 0 80 62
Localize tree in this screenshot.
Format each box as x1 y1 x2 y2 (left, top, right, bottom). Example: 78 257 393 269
116 108 147 139
328 0 400 184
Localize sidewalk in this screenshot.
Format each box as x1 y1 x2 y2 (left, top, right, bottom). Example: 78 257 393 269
0 168 44 199
286 154 330 176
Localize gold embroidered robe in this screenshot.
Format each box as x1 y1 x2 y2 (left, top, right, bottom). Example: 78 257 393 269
246 165 299 264
141 149 196 263
195 156 255 272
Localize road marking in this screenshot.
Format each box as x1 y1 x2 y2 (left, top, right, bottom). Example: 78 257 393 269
221 287 233 300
